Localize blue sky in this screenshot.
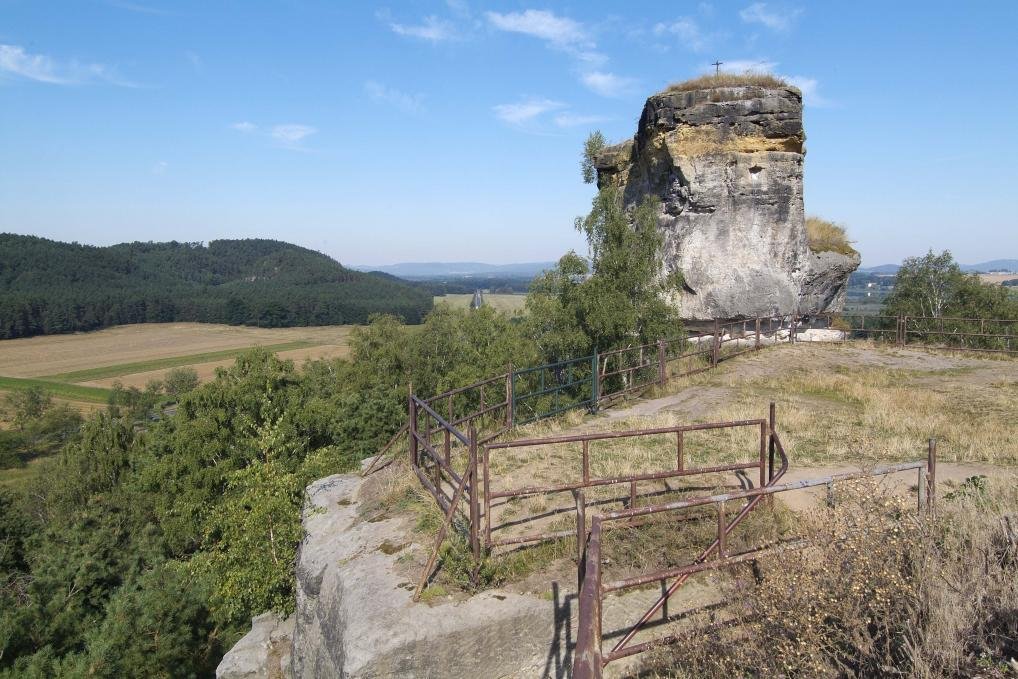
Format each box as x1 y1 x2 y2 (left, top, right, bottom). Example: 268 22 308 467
1 1 1016 267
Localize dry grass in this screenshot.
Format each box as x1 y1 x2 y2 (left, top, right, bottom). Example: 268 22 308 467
0 322 353 379
646 479 1018 678
663 72 789 93
806 216 858 256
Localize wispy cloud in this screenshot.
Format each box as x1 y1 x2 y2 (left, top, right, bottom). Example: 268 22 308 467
704 60 831 107
151 160 168 175
653 18 714 52
486 9 605 66
486 9 588 47
271 124 317 144
553 113 608 128
785 75 832 107
493 98 565 126
389 15 457 42
230 121 318 150
739 3 801 32
184 51 202 72
486 10 634 97
365 81 424 113
0 44 134 86
581 71 637 98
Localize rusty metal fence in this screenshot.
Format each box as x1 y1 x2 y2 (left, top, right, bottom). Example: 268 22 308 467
573 441 938 678
482 404 784 553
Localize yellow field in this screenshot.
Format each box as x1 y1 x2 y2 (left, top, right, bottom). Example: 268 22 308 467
0 323 354 407
0 323 353 378
978 273 1018 285
433 293 528 314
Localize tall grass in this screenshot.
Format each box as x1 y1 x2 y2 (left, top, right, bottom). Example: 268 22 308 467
664 72 789 93
806 216 858 256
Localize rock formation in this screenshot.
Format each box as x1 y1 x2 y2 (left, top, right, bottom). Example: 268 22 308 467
594 82 859 320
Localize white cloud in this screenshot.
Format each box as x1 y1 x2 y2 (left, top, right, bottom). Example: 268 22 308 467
0 44 131 86
653 18 712 52
151 161 168 175
785 75 831 107
581 71 637 98
702 60 831 107
553 113 607 128
231 121 257 133
271 124 317 144
486 9 588 47
739 3 801 32
493 98 565 126
390 15 456 42
365 81 424 113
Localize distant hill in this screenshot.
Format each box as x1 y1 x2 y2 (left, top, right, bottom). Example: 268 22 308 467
860 259 1018 275
0 235 433 339
352 261 555 279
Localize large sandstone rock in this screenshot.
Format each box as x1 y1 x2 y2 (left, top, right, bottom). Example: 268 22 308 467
595 84 859 320
288 474 558 678
216 612 294 679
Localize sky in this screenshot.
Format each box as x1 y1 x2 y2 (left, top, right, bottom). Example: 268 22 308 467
1 1 1016 268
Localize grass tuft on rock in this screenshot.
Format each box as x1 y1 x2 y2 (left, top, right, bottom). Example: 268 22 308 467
805 216 858 256
664 72 789 93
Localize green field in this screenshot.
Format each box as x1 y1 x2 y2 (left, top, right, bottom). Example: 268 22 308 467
0 376 114 403
42 340 318 383
434 293 528 314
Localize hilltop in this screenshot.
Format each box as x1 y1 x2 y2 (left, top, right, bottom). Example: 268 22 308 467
0 235 433 338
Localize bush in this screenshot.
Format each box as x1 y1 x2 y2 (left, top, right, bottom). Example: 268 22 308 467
651 480 1018 678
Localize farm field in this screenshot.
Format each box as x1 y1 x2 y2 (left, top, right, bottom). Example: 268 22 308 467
0 322 354 405
434 293 527 314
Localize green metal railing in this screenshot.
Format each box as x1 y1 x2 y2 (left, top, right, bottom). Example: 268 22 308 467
511 352 599 426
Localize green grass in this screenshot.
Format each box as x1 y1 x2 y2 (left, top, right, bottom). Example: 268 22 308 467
0 376 113 403
41 340 319 383
0 456 50 489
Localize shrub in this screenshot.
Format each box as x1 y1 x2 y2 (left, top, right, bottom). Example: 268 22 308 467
806 216 858 256
650 480 1018 678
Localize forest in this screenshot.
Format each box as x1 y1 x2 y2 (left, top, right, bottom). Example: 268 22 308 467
0 235 434 338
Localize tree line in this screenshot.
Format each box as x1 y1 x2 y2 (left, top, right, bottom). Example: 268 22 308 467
0 235 433 338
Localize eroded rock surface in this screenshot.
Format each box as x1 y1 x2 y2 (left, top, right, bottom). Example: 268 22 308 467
289 474 558 678
595 84 859 319
216 612 294 679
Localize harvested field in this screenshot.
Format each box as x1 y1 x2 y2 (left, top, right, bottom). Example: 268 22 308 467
0 323 353 378
0 322 354 406
434 294 527 314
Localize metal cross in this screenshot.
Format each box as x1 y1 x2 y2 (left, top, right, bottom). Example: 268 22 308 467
712 60 723 76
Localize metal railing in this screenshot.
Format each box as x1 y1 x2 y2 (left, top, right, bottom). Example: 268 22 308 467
482 404 783 553
573 441 938 678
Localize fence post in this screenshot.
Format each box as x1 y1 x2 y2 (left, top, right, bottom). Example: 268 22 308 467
712 319 720 366
927 438 937 513
768 401 776 483
657 339 666 385
755 317 761 350
408 384 417 468
507 363 515 427
469 425 480 564
591 349 600 408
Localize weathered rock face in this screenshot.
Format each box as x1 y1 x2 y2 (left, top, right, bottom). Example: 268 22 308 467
287 474 558 678
595 85 859 320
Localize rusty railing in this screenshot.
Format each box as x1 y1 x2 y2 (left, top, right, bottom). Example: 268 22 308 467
482 404 784 553
573 440 937 678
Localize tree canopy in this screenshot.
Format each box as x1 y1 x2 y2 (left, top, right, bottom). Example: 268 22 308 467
0 235 433 338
